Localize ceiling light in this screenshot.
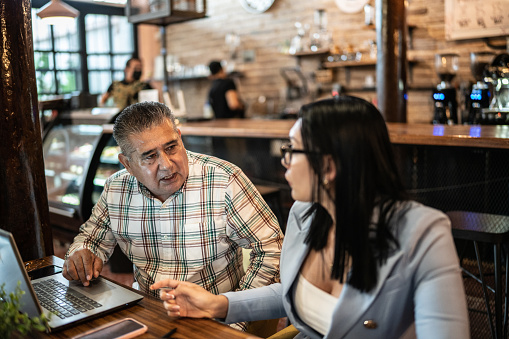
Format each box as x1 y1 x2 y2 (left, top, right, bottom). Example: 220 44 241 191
37 0 80 25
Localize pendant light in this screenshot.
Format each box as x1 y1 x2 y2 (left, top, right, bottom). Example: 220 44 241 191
37 0 80 25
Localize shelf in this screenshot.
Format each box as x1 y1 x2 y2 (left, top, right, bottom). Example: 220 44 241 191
344 86 377 92
286 49 330 57
323 60 377 68
158 71 244 82
131 10 207 25
126 0 207 26
100 156 120 165
168 75 208 82
339 85 434 92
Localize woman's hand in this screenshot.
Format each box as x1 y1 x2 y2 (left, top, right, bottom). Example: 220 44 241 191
150 279 229 319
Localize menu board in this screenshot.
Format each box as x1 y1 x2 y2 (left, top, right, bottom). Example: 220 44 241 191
445 0 509 40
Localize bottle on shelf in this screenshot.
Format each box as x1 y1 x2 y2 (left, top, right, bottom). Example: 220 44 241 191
289 22 309 55
364 3 375 26
309 9 331 52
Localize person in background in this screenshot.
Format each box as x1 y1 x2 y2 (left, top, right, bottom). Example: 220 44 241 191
100 57 152 110
62 102 283 331
151 96 470 338
207 60 245 118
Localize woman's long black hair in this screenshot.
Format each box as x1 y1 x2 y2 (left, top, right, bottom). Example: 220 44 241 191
300 96 408 292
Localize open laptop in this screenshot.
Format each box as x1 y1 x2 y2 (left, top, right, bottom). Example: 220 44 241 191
0 229 143 332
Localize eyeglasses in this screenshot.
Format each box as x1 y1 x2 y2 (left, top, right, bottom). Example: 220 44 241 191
280 143 317 166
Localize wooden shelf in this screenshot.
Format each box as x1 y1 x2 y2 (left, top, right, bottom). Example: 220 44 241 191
323 59 377 68
286 49 330 57
156 71 243 82
344 86 377 92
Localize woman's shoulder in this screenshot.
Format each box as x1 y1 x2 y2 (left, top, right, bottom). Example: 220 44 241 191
394 200 451 246
286 201 313 233
400 201 449 225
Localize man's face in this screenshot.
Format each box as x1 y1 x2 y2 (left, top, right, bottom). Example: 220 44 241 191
118 119 189 202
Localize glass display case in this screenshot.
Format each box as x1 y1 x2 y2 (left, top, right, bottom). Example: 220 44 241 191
43 124 122 239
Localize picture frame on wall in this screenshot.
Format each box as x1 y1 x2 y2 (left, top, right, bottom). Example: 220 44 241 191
445 0 508 40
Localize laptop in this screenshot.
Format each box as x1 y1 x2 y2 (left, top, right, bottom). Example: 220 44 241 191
0 229 143 331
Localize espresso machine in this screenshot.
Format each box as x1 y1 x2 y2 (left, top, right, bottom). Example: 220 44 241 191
432 53 459 124
466 52 494 124
481 53 509 124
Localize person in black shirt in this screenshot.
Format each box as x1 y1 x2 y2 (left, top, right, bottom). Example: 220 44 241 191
207 61 245 119
100 57 152 110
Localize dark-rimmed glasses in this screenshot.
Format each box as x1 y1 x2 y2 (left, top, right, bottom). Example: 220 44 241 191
280 143 317 166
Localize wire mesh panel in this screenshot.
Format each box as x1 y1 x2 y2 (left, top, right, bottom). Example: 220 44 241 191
394 145 509 215
394 144 509 339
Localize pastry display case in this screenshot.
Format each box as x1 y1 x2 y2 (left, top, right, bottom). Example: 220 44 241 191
43 124 122 240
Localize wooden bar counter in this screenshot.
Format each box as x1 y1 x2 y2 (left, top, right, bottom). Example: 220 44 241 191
178 118 509 149
178 118 509 220
27 256 259 339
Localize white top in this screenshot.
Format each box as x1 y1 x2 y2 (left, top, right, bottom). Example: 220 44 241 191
294 273 339 335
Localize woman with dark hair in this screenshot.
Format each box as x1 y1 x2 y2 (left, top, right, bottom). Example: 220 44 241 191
151 96 470 338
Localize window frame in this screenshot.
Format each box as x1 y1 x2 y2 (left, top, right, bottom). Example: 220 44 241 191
31 0 138 96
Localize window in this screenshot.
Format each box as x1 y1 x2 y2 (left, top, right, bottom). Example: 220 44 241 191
86 14 134 94
31 2 136 99
32 11 81 97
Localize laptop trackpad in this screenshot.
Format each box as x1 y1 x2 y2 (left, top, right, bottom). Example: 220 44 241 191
69 278 116 295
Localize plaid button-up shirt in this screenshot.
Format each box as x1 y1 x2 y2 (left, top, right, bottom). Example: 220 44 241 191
67 151 283 298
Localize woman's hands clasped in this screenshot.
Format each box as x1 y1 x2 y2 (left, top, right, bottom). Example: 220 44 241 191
150 279 229 319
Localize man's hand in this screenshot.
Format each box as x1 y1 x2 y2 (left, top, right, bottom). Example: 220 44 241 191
63 249 103 286
150 279 229 320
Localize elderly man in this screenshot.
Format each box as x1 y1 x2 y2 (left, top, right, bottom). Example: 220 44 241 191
63 101 283 302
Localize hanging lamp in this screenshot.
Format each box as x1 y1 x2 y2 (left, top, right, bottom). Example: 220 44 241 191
37 0 80 25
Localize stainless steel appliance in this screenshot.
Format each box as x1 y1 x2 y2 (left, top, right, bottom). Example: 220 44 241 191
481 53 509 124
432 53 459 124
466 52 494 124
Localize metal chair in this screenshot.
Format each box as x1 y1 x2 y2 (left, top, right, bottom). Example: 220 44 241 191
447 211 509 339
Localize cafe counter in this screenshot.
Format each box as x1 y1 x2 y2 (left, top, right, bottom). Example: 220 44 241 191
178 118 509 149
44 117 509 239
177 118 509 219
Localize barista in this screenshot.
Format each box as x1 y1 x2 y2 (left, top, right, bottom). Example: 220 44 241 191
100 57 152 110
207 61 245 118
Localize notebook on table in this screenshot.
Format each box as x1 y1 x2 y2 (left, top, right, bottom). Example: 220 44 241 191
0 229 143 332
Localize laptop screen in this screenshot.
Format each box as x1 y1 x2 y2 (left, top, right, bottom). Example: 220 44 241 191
0 228 43 318
0 228 144 331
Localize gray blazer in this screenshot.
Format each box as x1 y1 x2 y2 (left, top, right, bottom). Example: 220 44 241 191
224 201 470 338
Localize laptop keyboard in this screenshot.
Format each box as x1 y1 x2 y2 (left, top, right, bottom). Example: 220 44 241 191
33 279 102 319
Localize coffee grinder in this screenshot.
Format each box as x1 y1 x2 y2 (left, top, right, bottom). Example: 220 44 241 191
482 53 509 124
466 52 494 124
432 53 459 124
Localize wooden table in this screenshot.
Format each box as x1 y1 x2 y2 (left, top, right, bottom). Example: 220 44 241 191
26 256 260 339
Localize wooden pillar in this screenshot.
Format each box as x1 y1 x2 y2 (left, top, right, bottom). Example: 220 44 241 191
0 0 53 260
375 0 407 122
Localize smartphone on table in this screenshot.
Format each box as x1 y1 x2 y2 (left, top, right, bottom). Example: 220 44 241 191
72 318 147 339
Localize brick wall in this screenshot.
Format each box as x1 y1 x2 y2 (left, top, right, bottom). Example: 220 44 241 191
138 0 506 123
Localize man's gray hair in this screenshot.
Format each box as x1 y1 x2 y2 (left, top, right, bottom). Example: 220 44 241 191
113 101 177 157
